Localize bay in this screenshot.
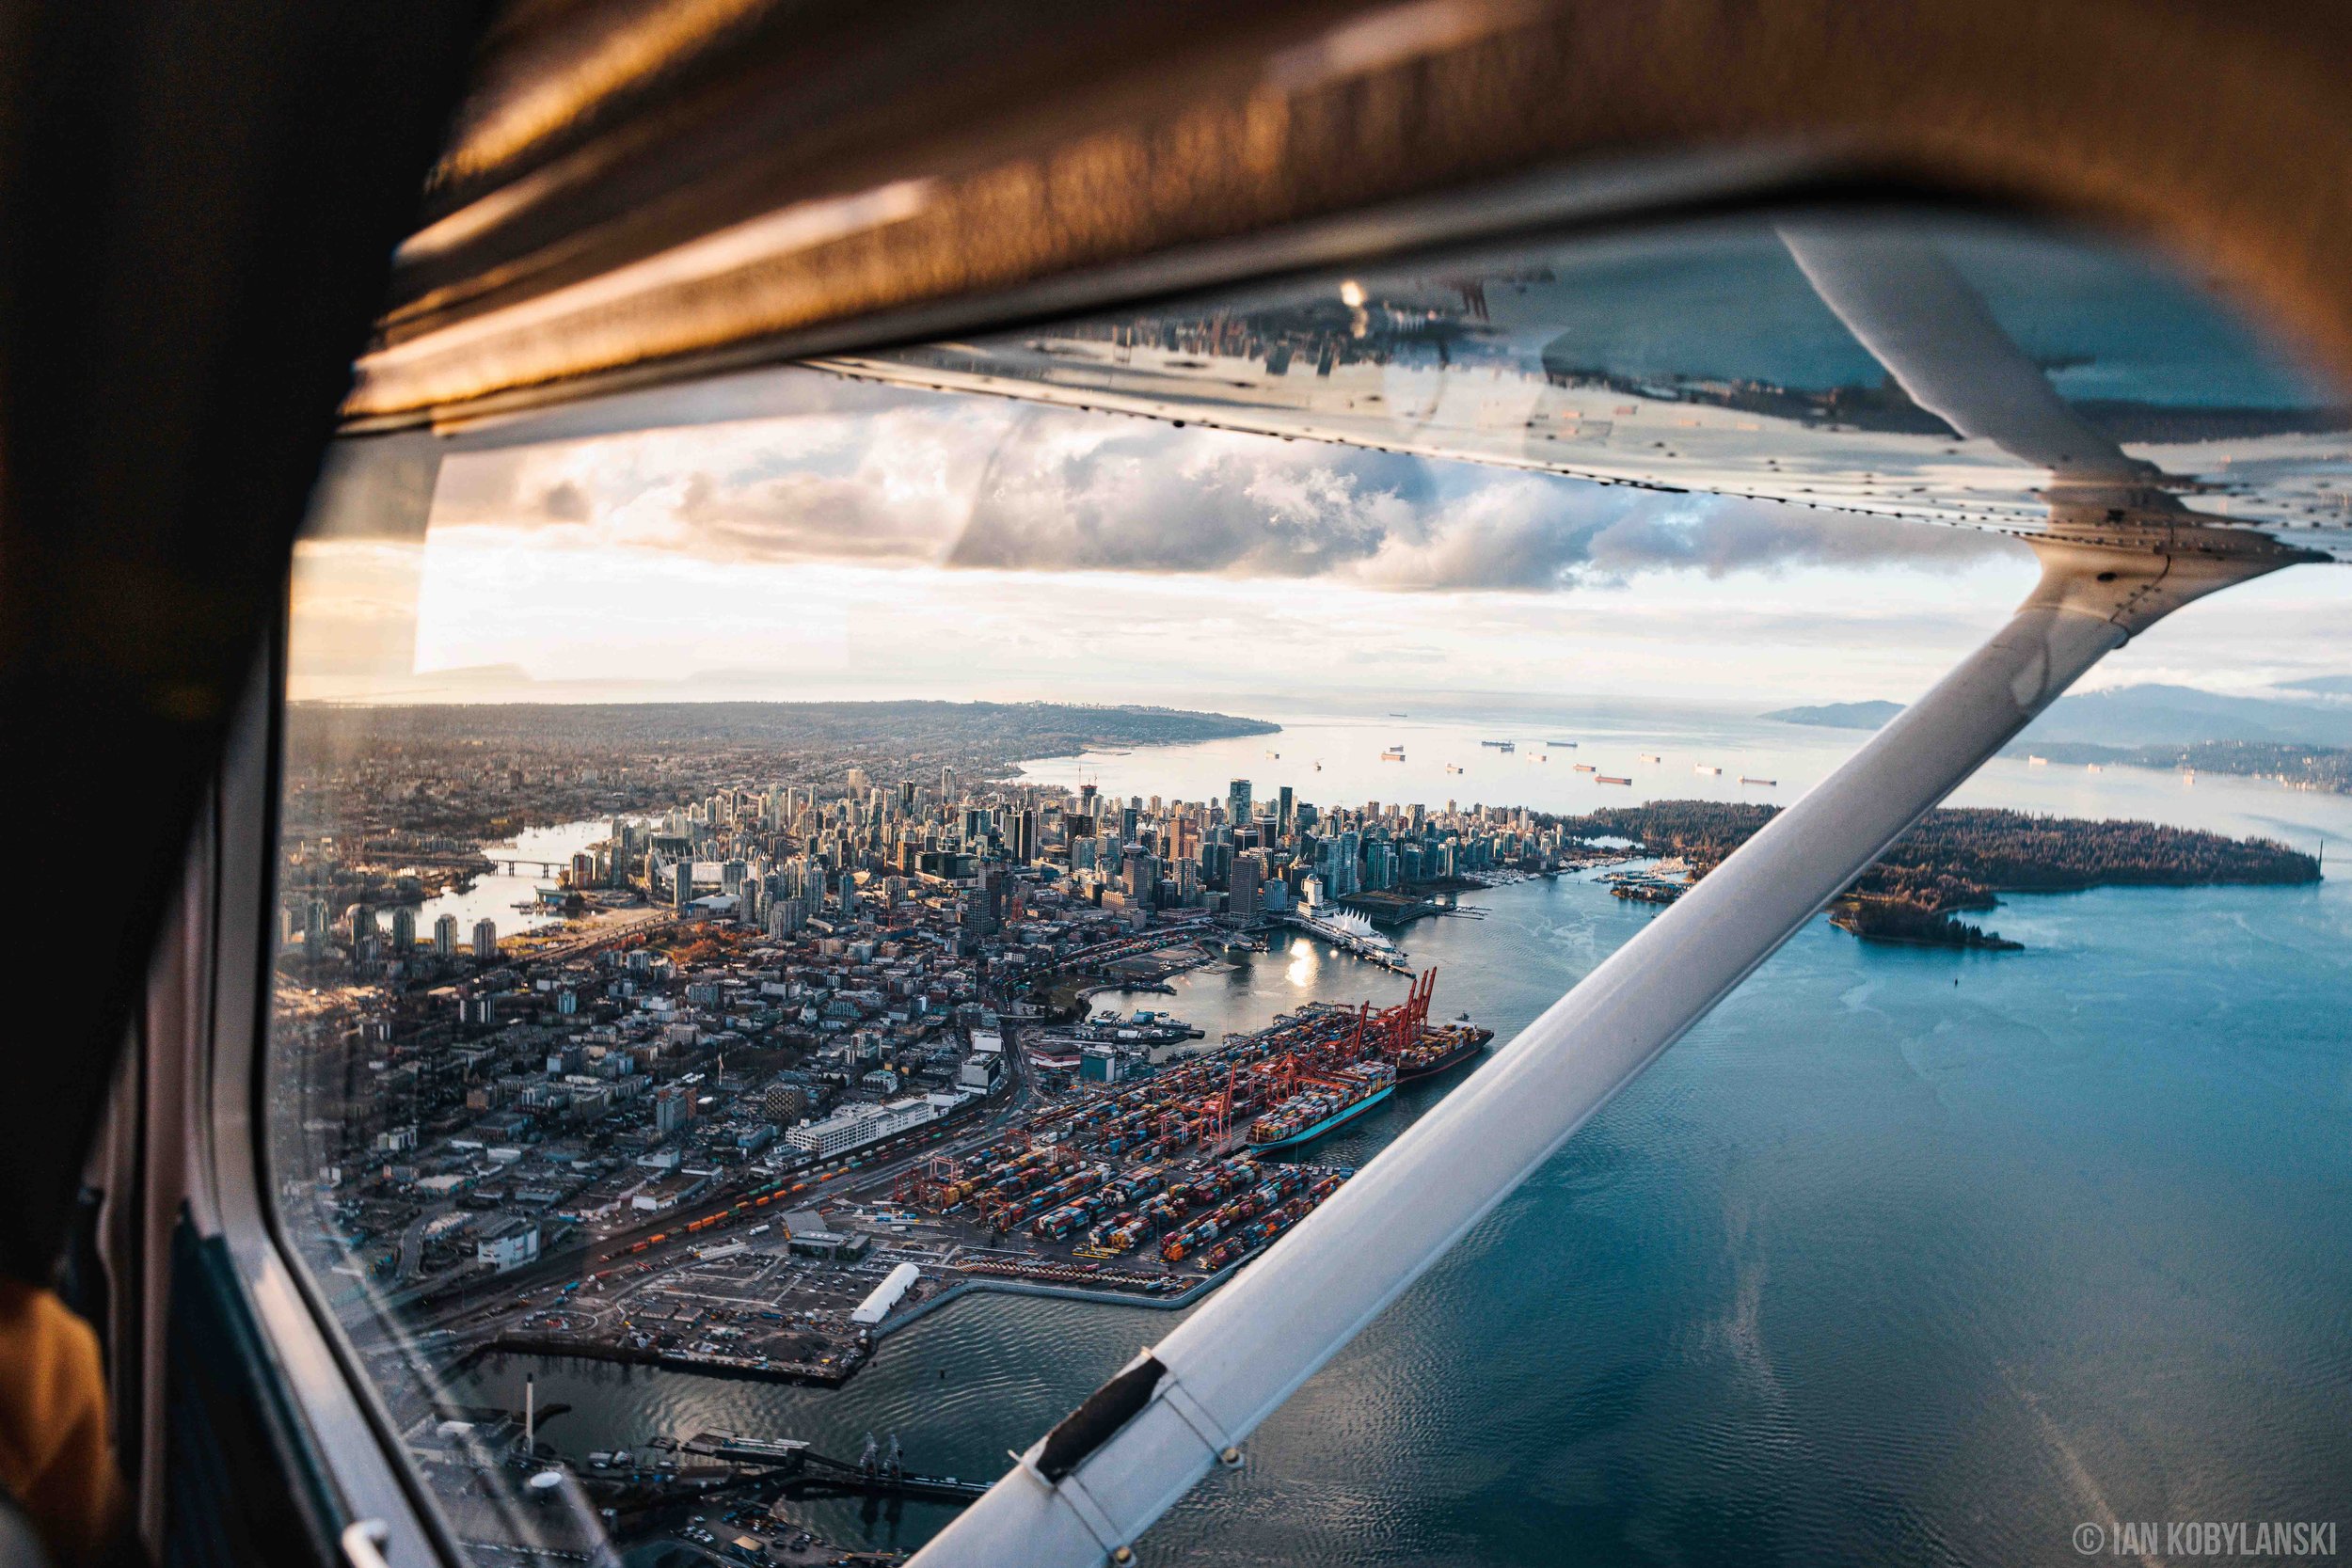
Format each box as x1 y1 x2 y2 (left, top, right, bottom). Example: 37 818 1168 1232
456 861 2352 1564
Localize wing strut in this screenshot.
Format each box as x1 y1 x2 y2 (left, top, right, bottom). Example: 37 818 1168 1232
907 534 2294 1568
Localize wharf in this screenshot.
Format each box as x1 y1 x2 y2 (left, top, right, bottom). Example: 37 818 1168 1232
467 1334 860 1387
1279 911 1411 972
676 1432 991 1504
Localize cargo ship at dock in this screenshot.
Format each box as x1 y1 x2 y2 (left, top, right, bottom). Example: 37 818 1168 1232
1248 1061 1397 1152
1393 1016 1494 1082
1368 973 1493 1083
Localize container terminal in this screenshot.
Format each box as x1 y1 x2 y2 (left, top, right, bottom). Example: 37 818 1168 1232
427 973 1493 1402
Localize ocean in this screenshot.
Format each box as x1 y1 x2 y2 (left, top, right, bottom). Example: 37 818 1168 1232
455 824 2352 1563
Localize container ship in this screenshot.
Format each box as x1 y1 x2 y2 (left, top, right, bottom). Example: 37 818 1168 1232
1248 1061 1396 1152
1572 762 1597 773
1597 774 1632 785
1392 1016 1492 1082
1367 970 1490 1083
1380 744 1406 761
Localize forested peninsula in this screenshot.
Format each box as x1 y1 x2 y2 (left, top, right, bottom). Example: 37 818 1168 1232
1553 802 2319 950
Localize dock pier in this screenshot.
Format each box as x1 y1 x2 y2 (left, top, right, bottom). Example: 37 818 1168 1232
679 1432 990 1506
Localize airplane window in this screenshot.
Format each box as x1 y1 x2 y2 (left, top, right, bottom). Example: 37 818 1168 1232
269 211 2352 1567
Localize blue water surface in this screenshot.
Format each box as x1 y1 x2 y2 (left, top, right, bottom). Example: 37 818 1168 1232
463 871 2352 1565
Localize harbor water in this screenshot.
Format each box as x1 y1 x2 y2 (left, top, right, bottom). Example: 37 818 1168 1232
457 862 2352 1564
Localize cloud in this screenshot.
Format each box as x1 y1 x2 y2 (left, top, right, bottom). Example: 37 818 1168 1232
950 408 2008 590
948 415 1424 577
418 375 2010 591
1577 493 2012 580
540 479 592 522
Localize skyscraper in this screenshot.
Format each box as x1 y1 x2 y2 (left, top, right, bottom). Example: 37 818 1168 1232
1121 848 1157 903
434 913 458 956
674 860 694 908
472 918 499 960
1278 784 1295 836
1227 779 1252 826
1229 851 1263 919
390 907 416 954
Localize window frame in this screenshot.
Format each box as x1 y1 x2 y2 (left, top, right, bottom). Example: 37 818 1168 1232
183 161 2234 1568
182 634 472 1568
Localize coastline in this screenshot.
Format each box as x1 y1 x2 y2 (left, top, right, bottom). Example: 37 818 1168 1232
443 871 2352 1568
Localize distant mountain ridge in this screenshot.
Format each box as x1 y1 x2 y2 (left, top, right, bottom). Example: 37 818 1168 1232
1767 683 2352 748
1763 700 1905 730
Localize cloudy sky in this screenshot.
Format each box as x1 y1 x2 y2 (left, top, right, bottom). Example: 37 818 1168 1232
288 371 2352 714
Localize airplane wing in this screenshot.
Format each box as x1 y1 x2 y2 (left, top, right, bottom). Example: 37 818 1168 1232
808 213 2352 557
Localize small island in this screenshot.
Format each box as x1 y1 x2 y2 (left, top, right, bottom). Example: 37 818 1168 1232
1556 801 2320 950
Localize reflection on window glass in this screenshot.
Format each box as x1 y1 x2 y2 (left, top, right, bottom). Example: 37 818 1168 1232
270 213 2352 1568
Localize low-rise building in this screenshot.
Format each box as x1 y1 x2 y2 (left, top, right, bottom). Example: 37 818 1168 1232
783 1095 940 1160
475 1218 540 1272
